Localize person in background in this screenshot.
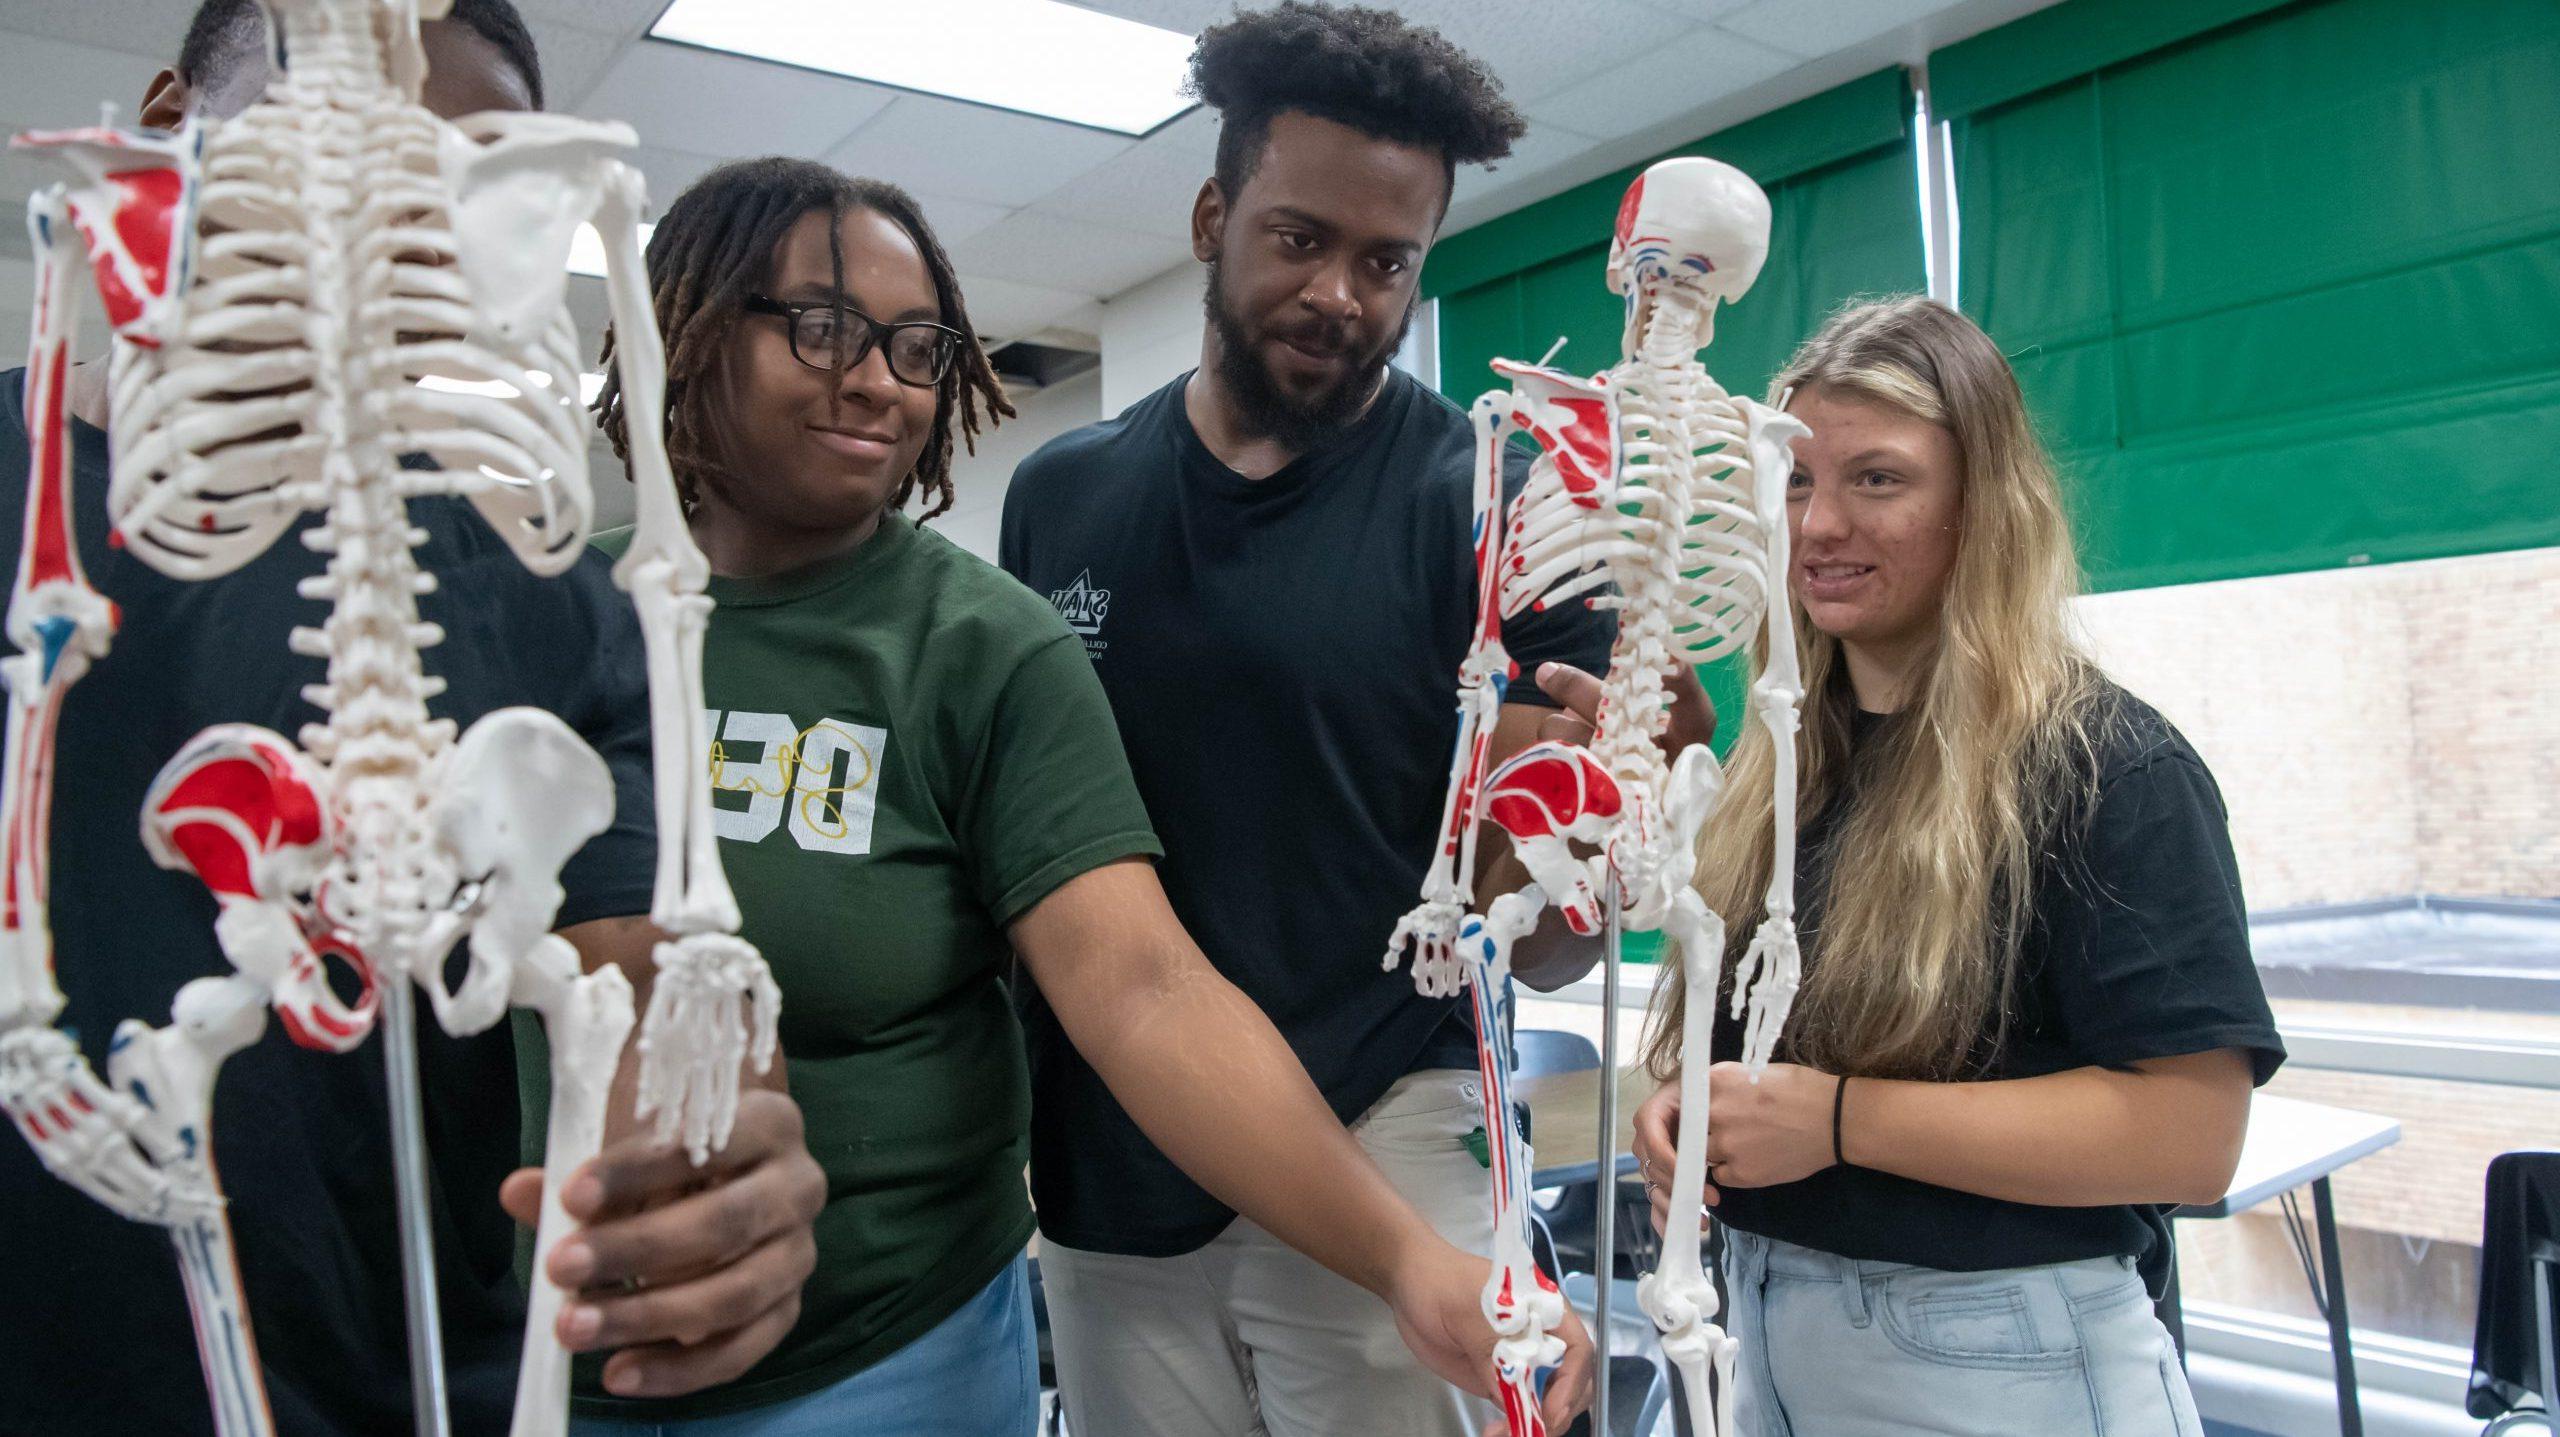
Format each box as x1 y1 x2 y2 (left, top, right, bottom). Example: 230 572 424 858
1002 5 1706 1433
546 152 1592 1437
0 4 825 1433
1632 295 2284 1436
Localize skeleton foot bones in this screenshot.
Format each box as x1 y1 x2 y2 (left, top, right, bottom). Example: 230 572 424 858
1382 156 1809 1437
1 3 774 1434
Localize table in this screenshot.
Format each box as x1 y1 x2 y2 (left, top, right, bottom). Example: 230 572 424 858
1516 1065 1650 1188
2167 1093 2402 1437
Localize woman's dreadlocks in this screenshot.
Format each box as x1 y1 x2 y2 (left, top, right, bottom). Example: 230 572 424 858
595 156 1014 520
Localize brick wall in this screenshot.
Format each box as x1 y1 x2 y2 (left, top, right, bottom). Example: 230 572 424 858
2074 546 2560 909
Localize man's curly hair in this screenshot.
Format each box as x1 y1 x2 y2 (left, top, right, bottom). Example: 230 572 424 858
1188 1 1524 211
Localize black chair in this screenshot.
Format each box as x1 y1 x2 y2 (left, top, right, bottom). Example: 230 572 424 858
2471 1153 2560 1433
1517 1027 1602 1078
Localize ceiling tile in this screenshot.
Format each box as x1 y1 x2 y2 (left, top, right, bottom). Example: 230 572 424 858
0 0 189 62
1029 122 1217 243
512 0 668 38
0 31 168 132
1433 0 1696 106
584 41 896 159
1060 0 1232 33
906 190 1014 248
1628 0 1762 22
953 275 1091 343
1720 0 1953 56
1523 26 1798 140
524 19 627 112
953 208 1191 300
1451 118 1601 210
625 145 729 211
1141 106 1222 160
0 151 69 220
826 94 1133 208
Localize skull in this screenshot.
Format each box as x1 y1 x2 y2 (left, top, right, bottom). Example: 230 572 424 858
1606 156 1772 351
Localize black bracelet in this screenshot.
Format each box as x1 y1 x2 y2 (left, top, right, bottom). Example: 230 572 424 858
1832 1074 1851 1167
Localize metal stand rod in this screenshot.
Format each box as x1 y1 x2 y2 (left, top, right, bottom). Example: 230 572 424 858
379 980 451 1437
2312 1177 2361 1437
1592 893 1622 1433
2532 1242 2558 1431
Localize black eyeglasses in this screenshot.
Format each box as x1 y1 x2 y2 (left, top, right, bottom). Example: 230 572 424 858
743 295 962 388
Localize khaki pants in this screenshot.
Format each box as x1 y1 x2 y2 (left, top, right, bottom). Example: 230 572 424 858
1040 1069 1502 1437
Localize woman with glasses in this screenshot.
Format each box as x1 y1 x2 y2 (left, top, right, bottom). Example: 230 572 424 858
532 157 1592 1437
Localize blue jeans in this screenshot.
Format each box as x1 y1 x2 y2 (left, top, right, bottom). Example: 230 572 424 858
571 1255 1037 1437
1722 1228 2204 1437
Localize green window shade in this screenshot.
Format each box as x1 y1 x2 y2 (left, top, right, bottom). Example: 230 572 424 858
1952 0 2560 589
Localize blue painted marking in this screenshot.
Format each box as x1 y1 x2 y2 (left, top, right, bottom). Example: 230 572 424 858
34 616 74 681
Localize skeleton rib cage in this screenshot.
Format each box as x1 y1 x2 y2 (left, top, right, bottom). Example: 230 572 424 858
0 3 776 1436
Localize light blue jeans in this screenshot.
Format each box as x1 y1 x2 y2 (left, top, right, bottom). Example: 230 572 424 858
1722 1228 2204 1437
570 1255 1037 1437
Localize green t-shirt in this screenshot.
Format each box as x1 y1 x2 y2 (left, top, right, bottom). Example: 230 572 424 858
536 514 1160 1418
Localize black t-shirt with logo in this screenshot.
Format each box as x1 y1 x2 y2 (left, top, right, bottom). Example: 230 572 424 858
1714 688 2285 1294
0 370 657 1435
999 368 1617 1256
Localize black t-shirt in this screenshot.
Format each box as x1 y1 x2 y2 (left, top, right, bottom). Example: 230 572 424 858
998 369 1616 1256
1713 688 2285 1294
0 370 658 1436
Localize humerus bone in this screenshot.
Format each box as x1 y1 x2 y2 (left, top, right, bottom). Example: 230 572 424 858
0 2 775 1433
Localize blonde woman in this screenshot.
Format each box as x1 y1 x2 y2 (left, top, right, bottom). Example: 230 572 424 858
1630 296 2282 1435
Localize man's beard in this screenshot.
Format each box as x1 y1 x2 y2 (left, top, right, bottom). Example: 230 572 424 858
1204 258 1417 453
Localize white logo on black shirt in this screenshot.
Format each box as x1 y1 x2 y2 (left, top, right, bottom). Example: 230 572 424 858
1050 570 1110 652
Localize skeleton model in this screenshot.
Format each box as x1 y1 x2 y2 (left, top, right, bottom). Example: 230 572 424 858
0 2 777 1434
1383 156 1810 1437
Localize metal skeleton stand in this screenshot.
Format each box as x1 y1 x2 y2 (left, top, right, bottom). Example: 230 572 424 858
1593 892 1624 1429
381 983 448 1434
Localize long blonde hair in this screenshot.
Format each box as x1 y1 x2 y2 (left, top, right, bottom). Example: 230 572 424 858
1645 296 2108 1082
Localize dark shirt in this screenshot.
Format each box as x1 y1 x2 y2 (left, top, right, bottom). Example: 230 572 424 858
998 368 1617 1256
0 370 657 1436
1714 688 2286 1295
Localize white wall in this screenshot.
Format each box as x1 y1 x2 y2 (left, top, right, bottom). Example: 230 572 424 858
932 367 1103 561
1098 261 1203 419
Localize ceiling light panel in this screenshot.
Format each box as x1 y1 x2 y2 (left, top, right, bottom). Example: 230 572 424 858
650 0 1196 136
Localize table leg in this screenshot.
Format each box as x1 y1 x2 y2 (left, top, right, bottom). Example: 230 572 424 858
2312 1177 2363 1437
2532 1243 2557 1432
